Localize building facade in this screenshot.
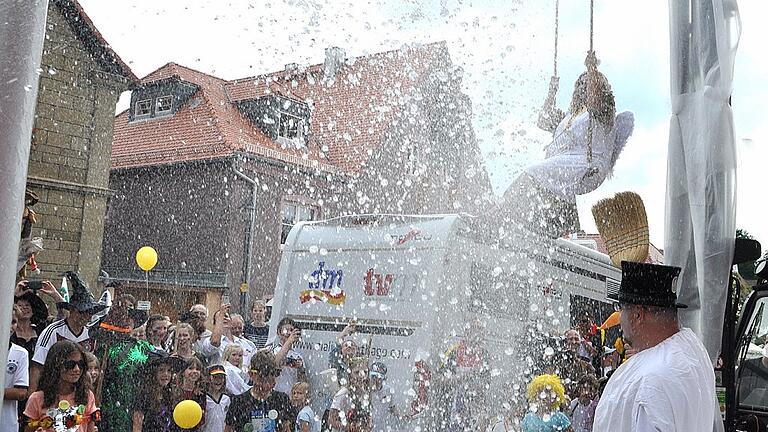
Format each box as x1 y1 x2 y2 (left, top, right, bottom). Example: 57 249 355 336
102 43 491 317
25 0 136 289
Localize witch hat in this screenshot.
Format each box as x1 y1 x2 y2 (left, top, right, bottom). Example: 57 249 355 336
59 271 108 314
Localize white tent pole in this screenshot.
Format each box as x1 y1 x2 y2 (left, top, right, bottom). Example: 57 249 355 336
0 0 50 406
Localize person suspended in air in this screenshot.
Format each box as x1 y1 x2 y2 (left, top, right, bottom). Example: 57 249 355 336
500 51 634 238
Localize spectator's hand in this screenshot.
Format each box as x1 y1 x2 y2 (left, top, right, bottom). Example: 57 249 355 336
287 328 301 346
625 347 638 359
39 280 65 302
14 280 32 298
340 321 356 339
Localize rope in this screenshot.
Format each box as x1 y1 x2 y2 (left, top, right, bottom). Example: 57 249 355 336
553 0 559 77
589 0 594 51
586 0 595 168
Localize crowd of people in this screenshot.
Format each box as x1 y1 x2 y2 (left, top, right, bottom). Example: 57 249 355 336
4 259 716 432
3 273 418 432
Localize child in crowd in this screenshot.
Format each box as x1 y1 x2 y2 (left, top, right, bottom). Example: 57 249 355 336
521 374 572 432
172 323 198 361
173 356 207 431
291 381 319 432
84 352 100 389
222 344 250 395
24 340 98 432
203 365 230 432
330 357 371 432
4 305 29 432
568 376 598 432
132 351 185 432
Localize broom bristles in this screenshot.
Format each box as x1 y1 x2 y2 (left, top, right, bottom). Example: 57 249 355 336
591 192 649 268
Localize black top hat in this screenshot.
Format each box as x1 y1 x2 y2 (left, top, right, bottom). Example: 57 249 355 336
608 261 687 308
58 272 108 314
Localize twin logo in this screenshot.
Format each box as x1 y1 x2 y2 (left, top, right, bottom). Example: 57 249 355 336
299 262 346 305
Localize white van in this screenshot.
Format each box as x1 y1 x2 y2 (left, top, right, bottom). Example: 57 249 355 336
269 214 620 420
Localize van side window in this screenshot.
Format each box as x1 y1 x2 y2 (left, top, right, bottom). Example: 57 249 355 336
737 298 768 409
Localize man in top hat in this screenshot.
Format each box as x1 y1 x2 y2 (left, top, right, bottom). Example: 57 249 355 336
89 291 151 432
28 271 107 393
593 261 718 432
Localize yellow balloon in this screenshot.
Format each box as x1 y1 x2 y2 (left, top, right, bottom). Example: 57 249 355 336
135 246 158 271
173 399 202 429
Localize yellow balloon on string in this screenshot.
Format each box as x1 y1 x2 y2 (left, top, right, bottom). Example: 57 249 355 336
173 400 202 429
135 246 158 271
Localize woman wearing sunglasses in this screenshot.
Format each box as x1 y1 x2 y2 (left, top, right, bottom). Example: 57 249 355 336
23 340 98 432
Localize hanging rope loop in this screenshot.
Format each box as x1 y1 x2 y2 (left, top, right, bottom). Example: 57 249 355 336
553 0 560 77
585 0 598 174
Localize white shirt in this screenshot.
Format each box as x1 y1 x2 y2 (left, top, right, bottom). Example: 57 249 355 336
295 405 321 432
2 343 29 432
220 335 257 368
525 111 633 200
371 383 397 432
196 334 221 365
32 319 92 365
224 361 251 396
271 342 304 394
331 387 370 431
594 328 718 432
203 392 231 432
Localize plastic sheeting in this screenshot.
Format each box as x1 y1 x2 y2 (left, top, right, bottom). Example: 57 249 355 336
665 0 740 366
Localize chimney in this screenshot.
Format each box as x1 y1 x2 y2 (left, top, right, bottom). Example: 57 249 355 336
285 63 299 74
323 46 346 83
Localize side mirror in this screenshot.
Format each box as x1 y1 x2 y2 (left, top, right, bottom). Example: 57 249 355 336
734 238 762 265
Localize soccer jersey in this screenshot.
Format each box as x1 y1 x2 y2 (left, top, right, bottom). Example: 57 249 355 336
203 393 231 432
2 343 29 432
32 319 92 365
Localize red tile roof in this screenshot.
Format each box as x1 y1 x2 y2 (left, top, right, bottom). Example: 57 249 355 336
111 42 450 172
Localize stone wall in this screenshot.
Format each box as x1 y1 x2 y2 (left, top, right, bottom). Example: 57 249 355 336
25 3 129 288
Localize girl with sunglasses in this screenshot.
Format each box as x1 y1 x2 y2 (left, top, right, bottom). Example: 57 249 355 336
23 340 98 432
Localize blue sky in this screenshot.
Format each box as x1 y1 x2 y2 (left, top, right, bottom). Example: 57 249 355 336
81 0 767 250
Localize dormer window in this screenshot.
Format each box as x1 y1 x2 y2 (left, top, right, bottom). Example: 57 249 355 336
277 112 306 148
135 99 151 117
155 95 173 114
235 95 311 147
278 113 303 140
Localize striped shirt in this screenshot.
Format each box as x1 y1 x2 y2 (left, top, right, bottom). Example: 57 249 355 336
243 323 269 349
32 319 92 365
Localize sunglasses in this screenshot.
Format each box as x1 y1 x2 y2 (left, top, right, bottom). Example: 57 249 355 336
250 368 281 378
63 359 86 371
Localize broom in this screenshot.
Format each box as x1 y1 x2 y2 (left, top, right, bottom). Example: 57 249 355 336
591 192 649 268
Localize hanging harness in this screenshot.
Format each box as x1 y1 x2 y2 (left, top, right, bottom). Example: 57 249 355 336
552 0 600 179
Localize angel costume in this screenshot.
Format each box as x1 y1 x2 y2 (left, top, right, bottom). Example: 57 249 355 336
501 110 634 237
